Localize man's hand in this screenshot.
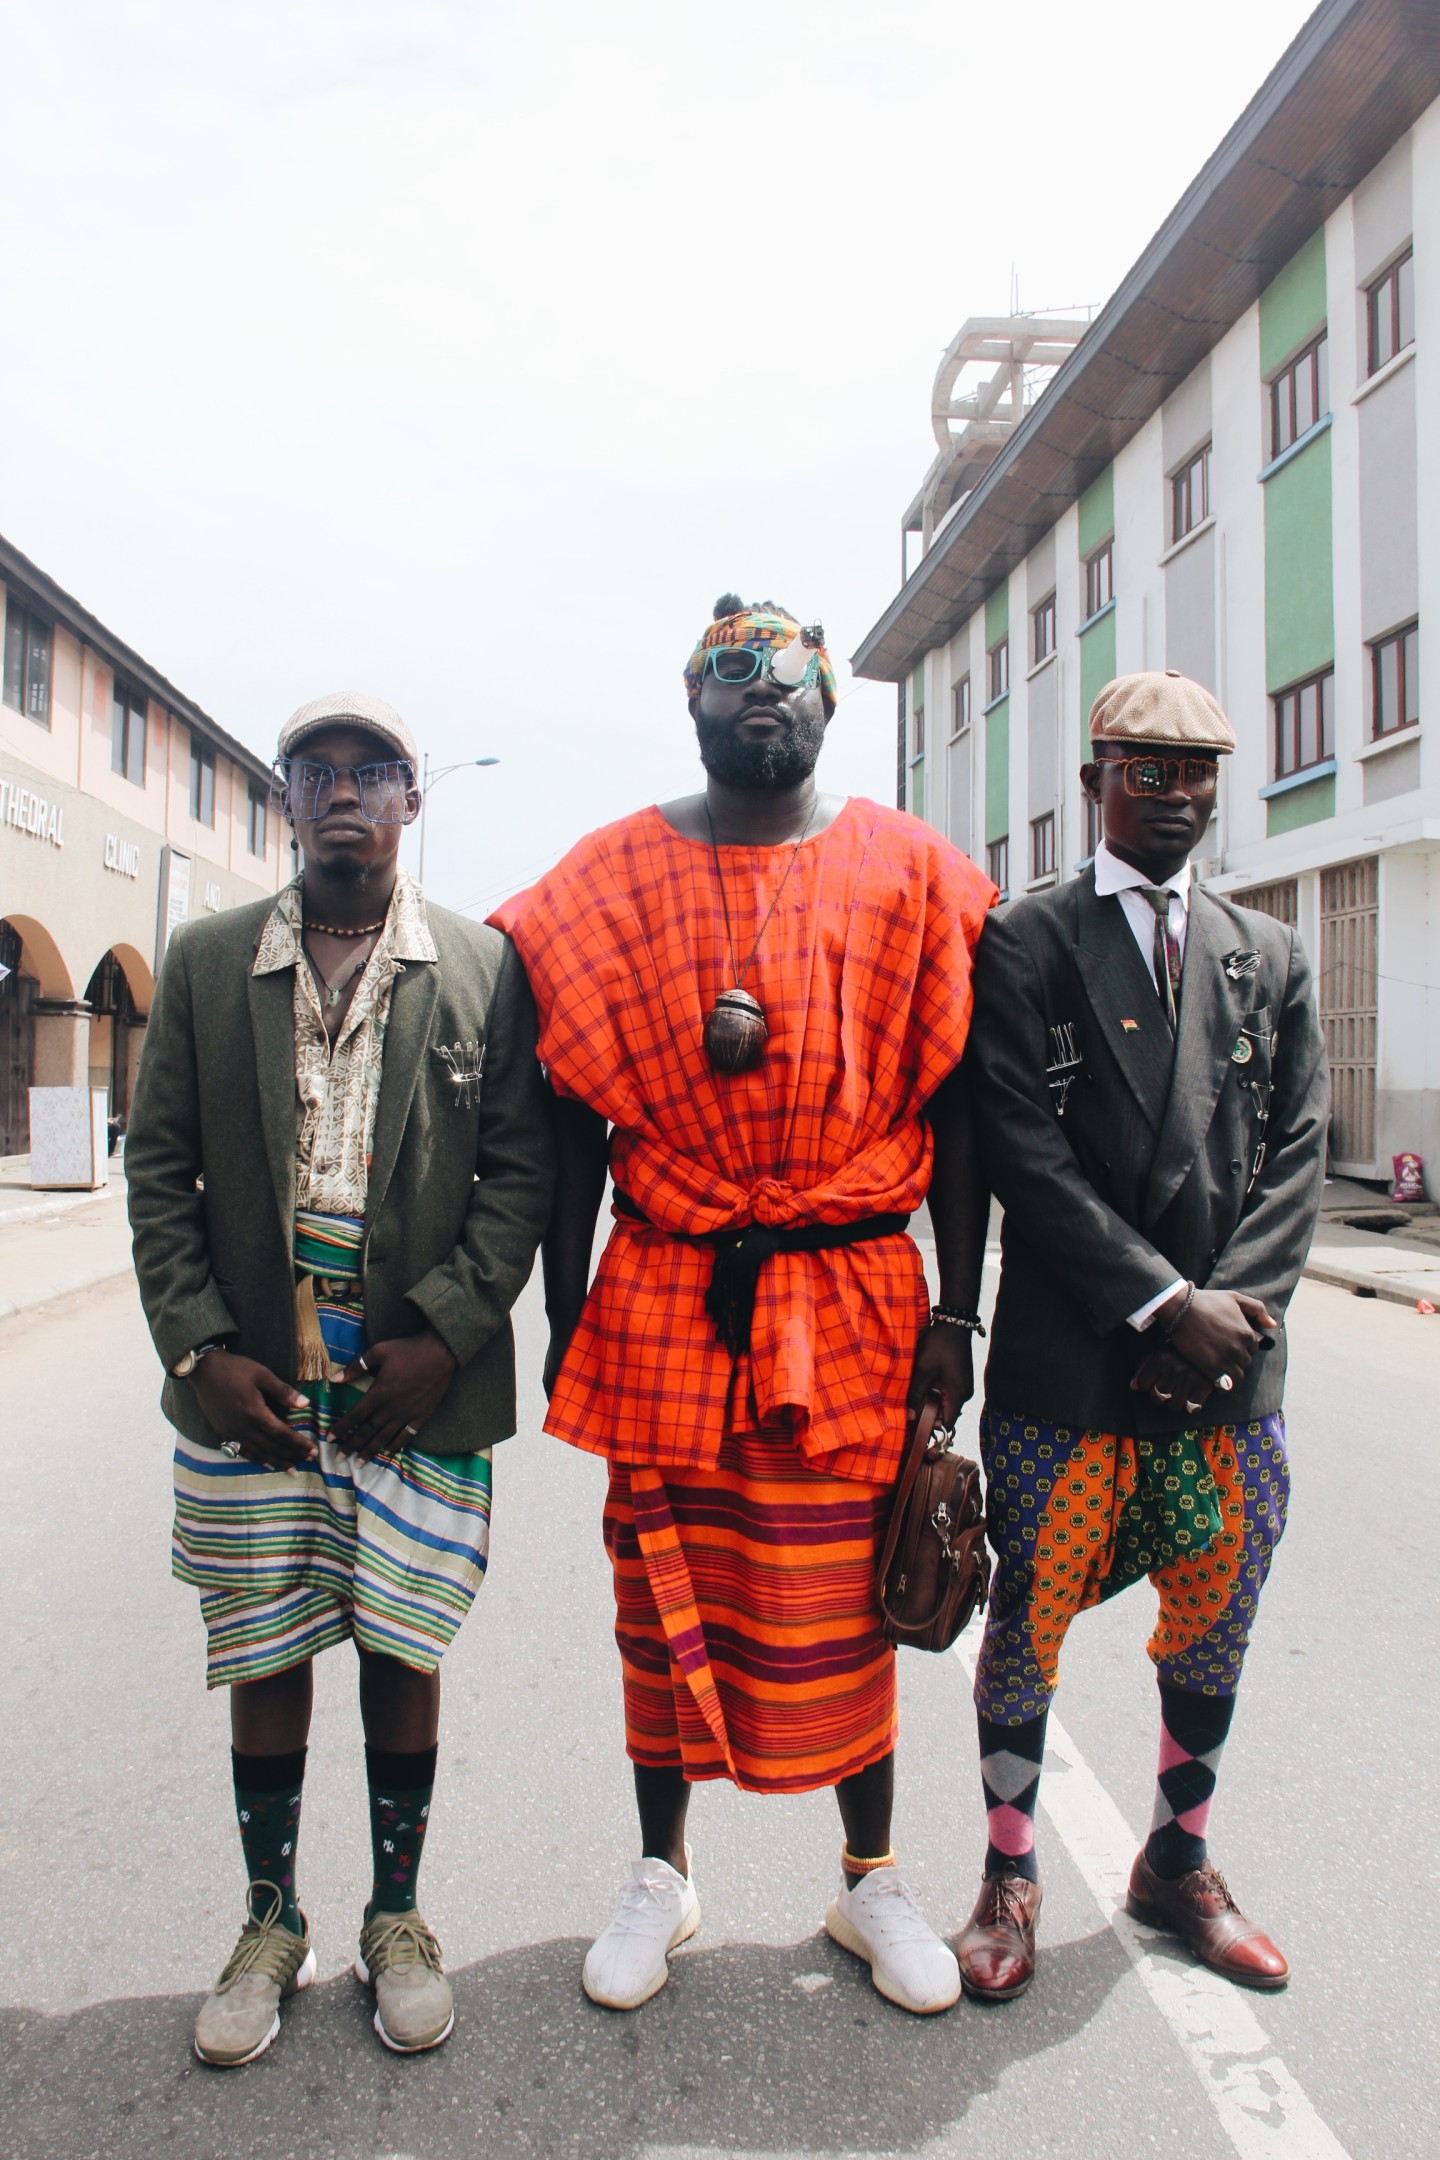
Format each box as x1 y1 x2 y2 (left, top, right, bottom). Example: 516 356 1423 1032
191 1350 316 1471
906 1319 976 1431
334 1331 459 1460
1132 1287 1277 1410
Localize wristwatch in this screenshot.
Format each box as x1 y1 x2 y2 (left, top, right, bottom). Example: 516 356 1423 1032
171 1339 227 1378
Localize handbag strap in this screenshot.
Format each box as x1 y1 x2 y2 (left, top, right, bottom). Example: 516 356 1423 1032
875 1388 944 1592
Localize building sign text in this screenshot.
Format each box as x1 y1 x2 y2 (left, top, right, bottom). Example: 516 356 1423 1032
0 776 64 848
104 833 141 879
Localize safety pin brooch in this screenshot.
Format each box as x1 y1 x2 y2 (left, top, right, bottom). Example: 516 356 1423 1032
435 1039 486 1109
1223 949 1261 982
1046 1021 1083 1118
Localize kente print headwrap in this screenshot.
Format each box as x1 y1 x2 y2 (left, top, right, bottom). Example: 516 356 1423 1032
683 596 839 716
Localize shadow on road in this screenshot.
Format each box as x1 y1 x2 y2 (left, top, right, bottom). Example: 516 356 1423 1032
2 1925 1129 2160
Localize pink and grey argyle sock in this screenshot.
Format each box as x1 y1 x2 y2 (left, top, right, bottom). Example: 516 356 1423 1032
978 1710 1047 1884
1143 1682 1236 1879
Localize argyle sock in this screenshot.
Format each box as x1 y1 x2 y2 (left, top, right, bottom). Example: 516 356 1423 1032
232 1747 307 1933
365 1744 438 1915
978 1711 1047 1884
1144 1682 1237 1879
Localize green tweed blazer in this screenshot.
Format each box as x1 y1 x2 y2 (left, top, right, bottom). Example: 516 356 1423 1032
126 892 555 1455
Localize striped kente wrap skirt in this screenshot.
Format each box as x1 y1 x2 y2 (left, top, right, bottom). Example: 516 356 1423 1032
604 1419 898 1795
172 1209 492 1689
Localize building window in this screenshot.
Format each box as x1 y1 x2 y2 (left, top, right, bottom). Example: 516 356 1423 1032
1370 622 1419 739
1367 249 1414 376
189 734 216 826
912 704 925 759
247 782 268 856
986 835 1009 894
987 639 1009 703
951 674 971 737
1272 668 1335 779
2 597 52 726
1269 332 1328 459
1171 444 1210 542
1084 541 1113 620
1030 812 1055 881
111 682 147 787
1031 594 1056 666
1084 792 1103 860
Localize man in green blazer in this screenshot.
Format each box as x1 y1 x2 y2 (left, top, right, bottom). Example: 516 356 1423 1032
126 691 553 2067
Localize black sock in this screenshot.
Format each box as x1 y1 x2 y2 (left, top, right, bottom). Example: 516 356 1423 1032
365 1744 438 1916
1144 1683 1236 1878
232 1746 307 1932
978 1711 1047 1883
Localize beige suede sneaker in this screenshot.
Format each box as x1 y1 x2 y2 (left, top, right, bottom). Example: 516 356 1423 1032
355 1908 454 2052
193 1883 316 2067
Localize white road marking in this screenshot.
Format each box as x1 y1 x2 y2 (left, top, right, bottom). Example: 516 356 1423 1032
952 1639 1350 2160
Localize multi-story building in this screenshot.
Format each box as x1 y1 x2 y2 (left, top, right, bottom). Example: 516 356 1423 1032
854 0 1440 1186
0 534 289 1154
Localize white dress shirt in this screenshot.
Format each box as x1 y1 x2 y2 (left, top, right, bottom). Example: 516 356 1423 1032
1091 840 1189 1331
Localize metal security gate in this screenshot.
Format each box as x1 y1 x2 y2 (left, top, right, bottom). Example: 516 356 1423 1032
1320 856 1378 1171
1234 878 1298 926
0 920 35 1157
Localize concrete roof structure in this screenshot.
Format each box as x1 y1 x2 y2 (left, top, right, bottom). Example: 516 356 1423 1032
853 0 1440 684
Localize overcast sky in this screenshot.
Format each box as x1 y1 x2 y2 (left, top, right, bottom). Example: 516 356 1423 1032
1 0 1314 915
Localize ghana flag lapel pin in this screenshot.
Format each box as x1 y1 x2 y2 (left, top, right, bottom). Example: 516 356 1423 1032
1121 1017 1140 1033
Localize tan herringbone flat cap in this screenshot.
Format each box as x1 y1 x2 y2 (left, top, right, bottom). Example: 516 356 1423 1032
278 691 418 770
1088 669 1236 753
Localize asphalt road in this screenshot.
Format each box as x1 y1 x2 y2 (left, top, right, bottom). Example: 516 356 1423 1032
1 1250 1436 2160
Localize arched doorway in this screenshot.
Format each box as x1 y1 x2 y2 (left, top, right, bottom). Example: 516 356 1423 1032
83 946 153 1132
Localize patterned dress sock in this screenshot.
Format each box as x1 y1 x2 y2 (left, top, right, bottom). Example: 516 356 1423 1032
232 1746 307 1933
1143 1682 1237 1879
978 1710 1048 1884
365 1743 438 1916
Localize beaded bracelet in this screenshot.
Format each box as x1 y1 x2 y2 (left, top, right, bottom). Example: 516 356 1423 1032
1158 1281 1196 1341
930 1305 986 1336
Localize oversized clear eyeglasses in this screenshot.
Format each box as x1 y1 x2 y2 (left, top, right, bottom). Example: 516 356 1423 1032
701 644 820 690
272 758 419 826
1093 752 1219 798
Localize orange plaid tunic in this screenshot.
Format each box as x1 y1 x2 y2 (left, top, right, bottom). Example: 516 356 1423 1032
494 798 995 1485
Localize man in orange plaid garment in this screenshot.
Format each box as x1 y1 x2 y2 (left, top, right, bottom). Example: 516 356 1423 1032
494 595 996 2016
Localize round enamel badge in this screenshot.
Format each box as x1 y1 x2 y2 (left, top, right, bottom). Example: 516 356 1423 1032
1231 1036 1253 1065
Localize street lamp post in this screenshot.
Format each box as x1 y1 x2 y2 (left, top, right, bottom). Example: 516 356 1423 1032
417 752 499 888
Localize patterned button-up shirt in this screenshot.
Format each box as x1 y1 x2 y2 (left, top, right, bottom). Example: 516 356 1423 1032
252 868 438 1218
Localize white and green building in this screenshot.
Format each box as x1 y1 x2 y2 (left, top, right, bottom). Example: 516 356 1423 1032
854 0 1440 1185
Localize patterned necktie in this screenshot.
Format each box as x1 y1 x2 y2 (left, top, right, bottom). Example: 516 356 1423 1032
1138 887 1182 1031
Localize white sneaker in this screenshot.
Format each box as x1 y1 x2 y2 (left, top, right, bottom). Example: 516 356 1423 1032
582 1846 701 2009
825 1866 961 2014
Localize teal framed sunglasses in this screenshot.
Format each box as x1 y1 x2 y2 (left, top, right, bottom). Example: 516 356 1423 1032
701 644 821 690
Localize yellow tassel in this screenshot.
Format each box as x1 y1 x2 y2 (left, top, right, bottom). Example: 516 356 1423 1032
294 1274 334 1383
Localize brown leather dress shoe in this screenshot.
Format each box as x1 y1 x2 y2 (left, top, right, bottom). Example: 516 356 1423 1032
1126 1852 1288 1990
956 1873 1043 2002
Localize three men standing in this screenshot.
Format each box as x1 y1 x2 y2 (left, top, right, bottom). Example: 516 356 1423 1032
960 671 1327 2000
495 597 996 2016
126 694 553 2064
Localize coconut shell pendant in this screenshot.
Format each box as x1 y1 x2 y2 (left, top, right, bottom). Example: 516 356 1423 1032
704 987 768 1075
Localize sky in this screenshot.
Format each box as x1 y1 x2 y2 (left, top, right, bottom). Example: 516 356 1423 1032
0 0 1316 917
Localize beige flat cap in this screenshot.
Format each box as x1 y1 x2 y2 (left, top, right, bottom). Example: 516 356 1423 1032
278 691 419 771
1088 669 1236 753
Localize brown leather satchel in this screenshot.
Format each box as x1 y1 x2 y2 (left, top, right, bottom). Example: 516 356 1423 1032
876 1388 990 1652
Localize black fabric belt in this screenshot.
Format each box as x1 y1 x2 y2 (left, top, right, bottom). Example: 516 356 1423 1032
613 1190 910 1358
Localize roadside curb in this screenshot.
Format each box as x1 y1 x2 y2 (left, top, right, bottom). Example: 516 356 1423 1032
1302 1251 1439 1310
0 1255 135 1324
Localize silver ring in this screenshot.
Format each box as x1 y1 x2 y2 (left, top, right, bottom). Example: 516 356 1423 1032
1153 1388 1173 1401
403 1423 420 1438
1215 1372 1234 1393
220 1440 244 1459
356 1353 371 1375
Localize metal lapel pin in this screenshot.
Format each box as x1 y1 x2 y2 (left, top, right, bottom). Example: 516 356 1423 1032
435 1039 485 1108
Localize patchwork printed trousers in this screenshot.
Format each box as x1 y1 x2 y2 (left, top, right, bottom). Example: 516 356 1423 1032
973 1406 1290 1726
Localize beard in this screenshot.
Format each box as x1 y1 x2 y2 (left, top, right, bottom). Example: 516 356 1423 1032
694 707 827 789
